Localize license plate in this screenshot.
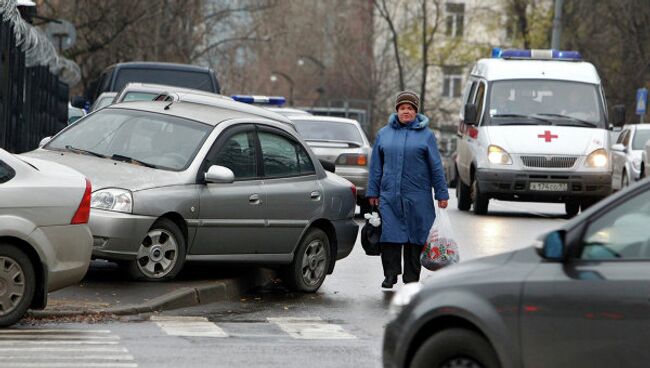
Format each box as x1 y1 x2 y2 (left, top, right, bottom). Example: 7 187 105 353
530 182 568 191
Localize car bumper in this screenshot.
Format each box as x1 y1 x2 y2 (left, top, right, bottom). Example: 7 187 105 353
332 218 359 260
28 224 93 292
335 166 368 196
89 209 157 261
476 168 612 202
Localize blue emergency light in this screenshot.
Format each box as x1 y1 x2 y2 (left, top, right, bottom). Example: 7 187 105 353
492 48 582 61
231 95 286 106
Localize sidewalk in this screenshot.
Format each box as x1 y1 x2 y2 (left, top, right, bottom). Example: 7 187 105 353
27 260 276 319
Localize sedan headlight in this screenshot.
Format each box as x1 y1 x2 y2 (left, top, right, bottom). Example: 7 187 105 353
91 188 133 213
487 145 512 165
585 149 608 168
389 282 422 317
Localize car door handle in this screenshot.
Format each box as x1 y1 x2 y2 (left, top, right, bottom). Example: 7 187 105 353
249 194 262 205
310 191 321 200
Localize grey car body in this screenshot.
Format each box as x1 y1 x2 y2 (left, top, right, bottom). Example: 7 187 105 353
0 149 92 326
384 178 650 368
611 124 650 190
288 116 372 211
23 99 358 291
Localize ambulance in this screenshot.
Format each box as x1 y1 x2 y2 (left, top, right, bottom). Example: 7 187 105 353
455 49 624 216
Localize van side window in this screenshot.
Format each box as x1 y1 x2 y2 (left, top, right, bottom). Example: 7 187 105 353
474 82 486 125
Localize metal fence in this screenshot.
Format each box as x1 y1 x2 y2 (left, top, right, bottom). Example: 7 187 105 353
0 18 68 153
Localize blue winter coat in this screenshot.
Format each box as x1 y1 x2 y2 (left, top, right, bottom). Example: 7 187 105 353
366 113 449 245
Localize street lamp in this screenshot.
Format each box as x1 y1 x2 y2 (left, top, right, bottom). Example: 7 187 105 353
297 55 326 101
270 71 294 106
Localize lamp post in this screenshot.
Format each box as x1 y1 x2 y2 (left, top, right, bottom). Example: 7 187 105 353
270 71 294 106
297 55 326 103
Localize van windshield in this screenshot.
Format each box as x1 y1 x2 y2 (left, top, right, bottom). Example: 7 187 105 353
114 69 215 93
487 80 605 128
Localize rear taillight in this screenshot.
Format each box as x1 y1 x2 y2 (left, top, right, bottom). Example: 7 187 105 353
71 178 92 224
336 154 367 166
350 185 357 203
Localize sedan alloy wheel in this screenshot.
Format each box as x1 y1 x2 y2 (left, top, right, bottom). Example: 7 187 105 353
0 245 35 327
129 219 186 281
286 228 330 292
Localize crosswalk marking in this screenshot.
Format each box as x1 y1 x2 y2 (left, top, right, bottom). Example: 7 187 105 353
152 316 228 337
0 329 137 368
267 317 357 340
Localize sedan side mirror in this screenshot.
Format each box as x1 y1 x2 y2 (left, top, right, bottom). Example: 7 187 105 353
38 137 52 148
464 103 478 126
319 159 336 173
204 165 235 184
612 104 626 127
542 230 566 261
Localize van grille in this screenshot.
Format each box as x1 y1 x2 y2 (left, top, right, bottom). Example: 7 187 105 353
521 155 577 168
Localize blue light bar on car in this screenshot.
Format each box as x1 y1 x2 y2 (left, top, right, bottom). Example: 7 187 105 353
231 95 286 106
498 49 582 61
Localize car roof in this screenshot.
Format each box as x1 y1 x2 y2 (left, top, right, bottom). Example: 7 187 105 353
265 107 312 116
119 83 213 95
288 115 361 125
97 92 117 98
106 61 213 73
471 58 600 84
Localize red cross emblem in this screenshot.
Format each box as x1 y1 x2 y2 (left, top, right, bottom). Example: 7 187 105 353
538 130 558 142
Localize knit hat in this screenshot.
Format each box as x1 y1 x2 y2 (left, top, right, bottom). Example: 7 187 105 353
395 90 420 112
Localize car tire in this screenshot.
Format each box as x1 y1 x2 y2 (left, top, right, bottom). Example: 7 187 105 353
457 177 471 211
128 218 186 282
472 178 489 215
410 328 499 368
565 201 580 218
285 228 330 293
0 244 36 327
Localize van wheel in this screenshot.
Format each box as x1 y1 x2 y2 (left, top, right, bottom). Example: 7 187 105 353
565 201 580 218
457 177 471 211
128 218 186 281
0 244 36 327
285 228 330 293
410 328 499 368
471 178 489 215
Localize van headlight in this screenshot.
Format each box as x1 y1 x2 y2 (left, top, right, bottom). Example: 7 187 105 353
389 282 422 317
487 145 512 165
91 188 133 213
585 149 608 168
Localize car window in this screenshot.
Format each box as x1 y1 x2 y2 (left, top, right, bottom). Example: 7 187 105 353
114 69 214 93
474 82 486 125
291 120 363 144
213 131 257 180
616 129 628 144
632 129 650 150
46 108 212 171
258 131 313 178
0 160 15 184
581 189 650 260
121 92 159 102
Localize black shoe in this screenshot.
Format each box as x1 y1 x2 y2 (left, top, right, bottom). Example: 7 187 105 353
381 276 398 289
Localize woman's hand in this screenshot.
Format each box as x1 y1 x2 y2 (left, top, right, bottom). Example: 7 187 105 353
369 197 379 206
438 200 448 209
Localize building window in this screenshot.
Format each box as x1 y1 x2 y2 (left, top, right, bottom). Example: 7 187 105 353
442 66 463 98
445 2 465 38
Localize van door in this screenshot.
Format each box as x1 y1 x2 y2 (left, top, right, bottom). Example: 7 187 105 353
457 79 486 185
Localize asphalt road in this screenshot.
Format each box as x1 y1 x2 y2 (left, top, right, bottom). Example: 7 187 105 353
5 191 569 368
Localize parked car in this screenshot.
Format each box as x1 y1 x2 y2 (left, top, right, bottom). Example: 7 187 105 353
285 116 372 213
24 98 358 291
88 92 117 112
0 148 92 327
611 124 650 190
383 177 650 368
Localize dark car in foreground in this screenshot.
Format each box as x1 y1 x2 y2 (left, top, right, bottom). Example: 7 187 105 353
384 178 650 368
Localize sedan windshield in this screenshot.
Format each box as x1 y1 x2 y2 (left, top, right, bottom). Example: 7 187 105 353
632 129 650 150
488 80 605 128
292 120 363 145
46 108 212 171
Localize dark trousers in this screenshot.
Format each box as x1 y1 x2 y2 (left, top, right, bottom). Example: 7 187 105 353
381 243 424 283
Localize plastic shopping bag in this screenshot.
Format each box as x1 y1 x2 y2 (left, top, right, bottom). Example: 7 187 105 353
361 210 382 256
420 208 459 271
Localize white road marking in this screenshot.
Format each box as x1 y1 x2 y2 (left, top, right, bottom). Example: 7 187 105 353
267 317 357 340
152 316 228 337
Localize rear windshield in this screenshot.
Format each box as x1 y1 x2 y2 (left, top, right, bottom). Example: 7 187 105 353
292 120 363 144
114 69 215 93
632 129 650 150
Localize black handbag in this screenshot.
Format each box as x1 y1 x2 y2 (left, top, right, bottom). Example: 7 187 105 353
360 207 381 256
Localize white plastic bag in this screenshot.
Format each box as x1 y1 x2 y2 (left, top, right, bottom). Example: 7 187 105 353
421 207 459 271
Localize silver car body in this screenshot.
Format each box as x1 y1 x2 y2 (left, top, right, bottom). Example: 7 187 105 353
288 116 371 200
0 149 92 320
89 92 118 112
611 124 650 190
22 99 357 283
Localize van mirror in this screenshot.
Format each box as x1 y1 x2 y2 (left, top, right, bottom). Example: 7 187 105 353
71 96 87 109
542 230 566 261
464 103 478 125
612 105 626 127
204 165 235 184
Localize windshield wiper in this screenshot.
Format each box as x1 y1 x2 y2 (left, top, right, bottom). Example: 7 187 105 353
65 145 106 158
491 114 553 125
111 154 158 168
535 113 598 127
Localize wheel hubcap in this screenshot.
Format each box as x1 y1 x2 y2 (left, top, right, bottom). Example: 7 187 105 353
301 240 326 286
0 256 25 315
136 229 178 279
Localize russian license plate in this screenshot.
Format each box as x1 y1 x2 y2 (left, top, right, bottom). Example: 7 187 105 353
530 182 568 191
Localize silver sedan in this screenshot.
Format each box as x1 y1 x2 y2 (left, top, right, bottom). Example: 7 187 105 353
0 149 92 327
23 99 358 292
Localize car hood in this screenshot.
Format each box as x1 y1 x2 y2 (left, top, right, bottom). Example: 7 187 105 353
486 126 607 155
21 149 188 191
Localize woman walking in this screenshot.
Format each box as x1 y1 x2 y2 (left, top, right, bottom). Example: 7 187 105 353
367 91 449 289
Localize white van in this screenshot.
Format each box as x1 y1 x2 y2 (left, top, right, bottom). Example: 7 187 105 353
455 49 624 216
